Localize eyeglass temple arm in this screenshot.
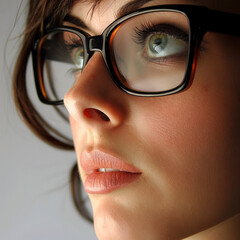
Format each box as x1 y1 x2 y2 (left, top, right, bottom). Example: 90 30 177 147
203 9 240 36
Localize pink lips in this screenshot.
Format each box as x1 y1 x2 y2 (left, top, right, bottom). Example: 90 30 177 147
80 150 141 194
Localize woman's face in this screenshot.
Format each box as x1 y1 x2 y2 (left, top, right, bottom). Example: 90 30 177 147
64 0 240 239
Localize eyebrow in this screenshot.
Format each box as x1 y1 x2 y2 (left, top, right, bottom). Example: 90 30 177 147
117 0 155 17
64 14 90 30
64 0 155 30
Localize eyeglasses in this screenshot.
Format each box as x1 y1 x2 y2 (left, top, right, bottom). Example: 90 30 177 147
32 5 240 105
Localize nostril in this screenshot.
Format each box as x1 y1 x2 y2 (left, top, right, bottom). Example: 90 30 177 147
97 110 110 121
84 108 110 122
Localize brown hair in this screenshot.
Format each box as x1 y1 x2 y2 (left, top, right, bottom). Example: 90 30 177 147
13 0 75 149
12 0 99 223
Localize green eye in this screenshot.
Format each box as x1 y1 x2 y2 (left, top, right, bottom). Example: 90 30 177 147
74 47 84 69
149 34 168 55
144 33 187 59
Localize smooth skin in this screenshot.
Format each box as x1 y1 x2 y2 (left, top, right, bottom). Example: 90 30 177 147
64 0 240 239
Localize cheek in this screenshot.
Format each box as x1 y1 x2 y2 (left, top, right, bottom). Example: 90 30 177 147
135 88 238 163
131 73 240 225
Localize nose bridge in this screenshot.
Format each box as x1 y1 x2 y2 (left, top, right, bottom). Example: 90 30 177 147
88 35 103 52
65 35 126 127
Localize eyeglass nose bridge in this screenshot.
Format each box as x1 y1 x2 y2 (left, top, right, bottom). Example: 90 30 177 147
86 34 112 72
88 35 103 52
86 35 106 65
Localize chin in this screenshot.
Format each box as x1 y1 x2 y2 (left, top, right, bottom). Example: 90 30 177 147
92 203 181 240
94 211 131 240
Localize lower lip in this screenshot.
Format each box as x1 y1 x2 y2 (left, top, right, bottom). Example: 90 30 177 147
84 171 141 194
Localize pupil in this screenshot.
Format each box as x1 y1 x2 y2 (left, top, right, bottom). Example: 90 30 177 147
150 34 168 54
154 38 162 46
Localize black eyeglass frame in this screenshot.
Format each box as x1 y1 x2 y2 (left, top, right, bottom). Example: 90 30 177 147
32 4 240 105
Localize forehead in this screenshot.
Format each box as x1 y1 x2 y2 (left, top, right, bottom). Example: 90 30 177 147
69 0 239 33
72 0 239 13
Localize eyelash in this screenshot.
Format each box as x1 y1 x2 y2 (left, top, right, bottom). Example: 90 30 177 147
132 22 189 46
64 36 83 50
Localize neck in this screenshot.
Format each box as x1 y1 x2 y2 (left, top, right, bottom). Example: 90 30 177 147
183 214 240 240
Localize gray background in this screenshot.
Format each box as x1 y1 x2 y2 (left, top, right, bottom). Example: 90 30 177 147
0 0 96 239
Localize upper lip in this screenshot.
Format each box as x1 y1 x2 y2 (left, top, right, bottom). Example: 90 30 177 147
80 149 141 174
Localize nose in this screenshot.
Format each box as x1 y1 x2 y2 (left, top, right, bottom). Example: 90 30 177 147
64 52 127 127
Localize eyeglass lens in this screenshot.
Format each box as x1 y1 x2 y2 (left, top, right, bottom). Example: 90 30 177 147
39 11 190 101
